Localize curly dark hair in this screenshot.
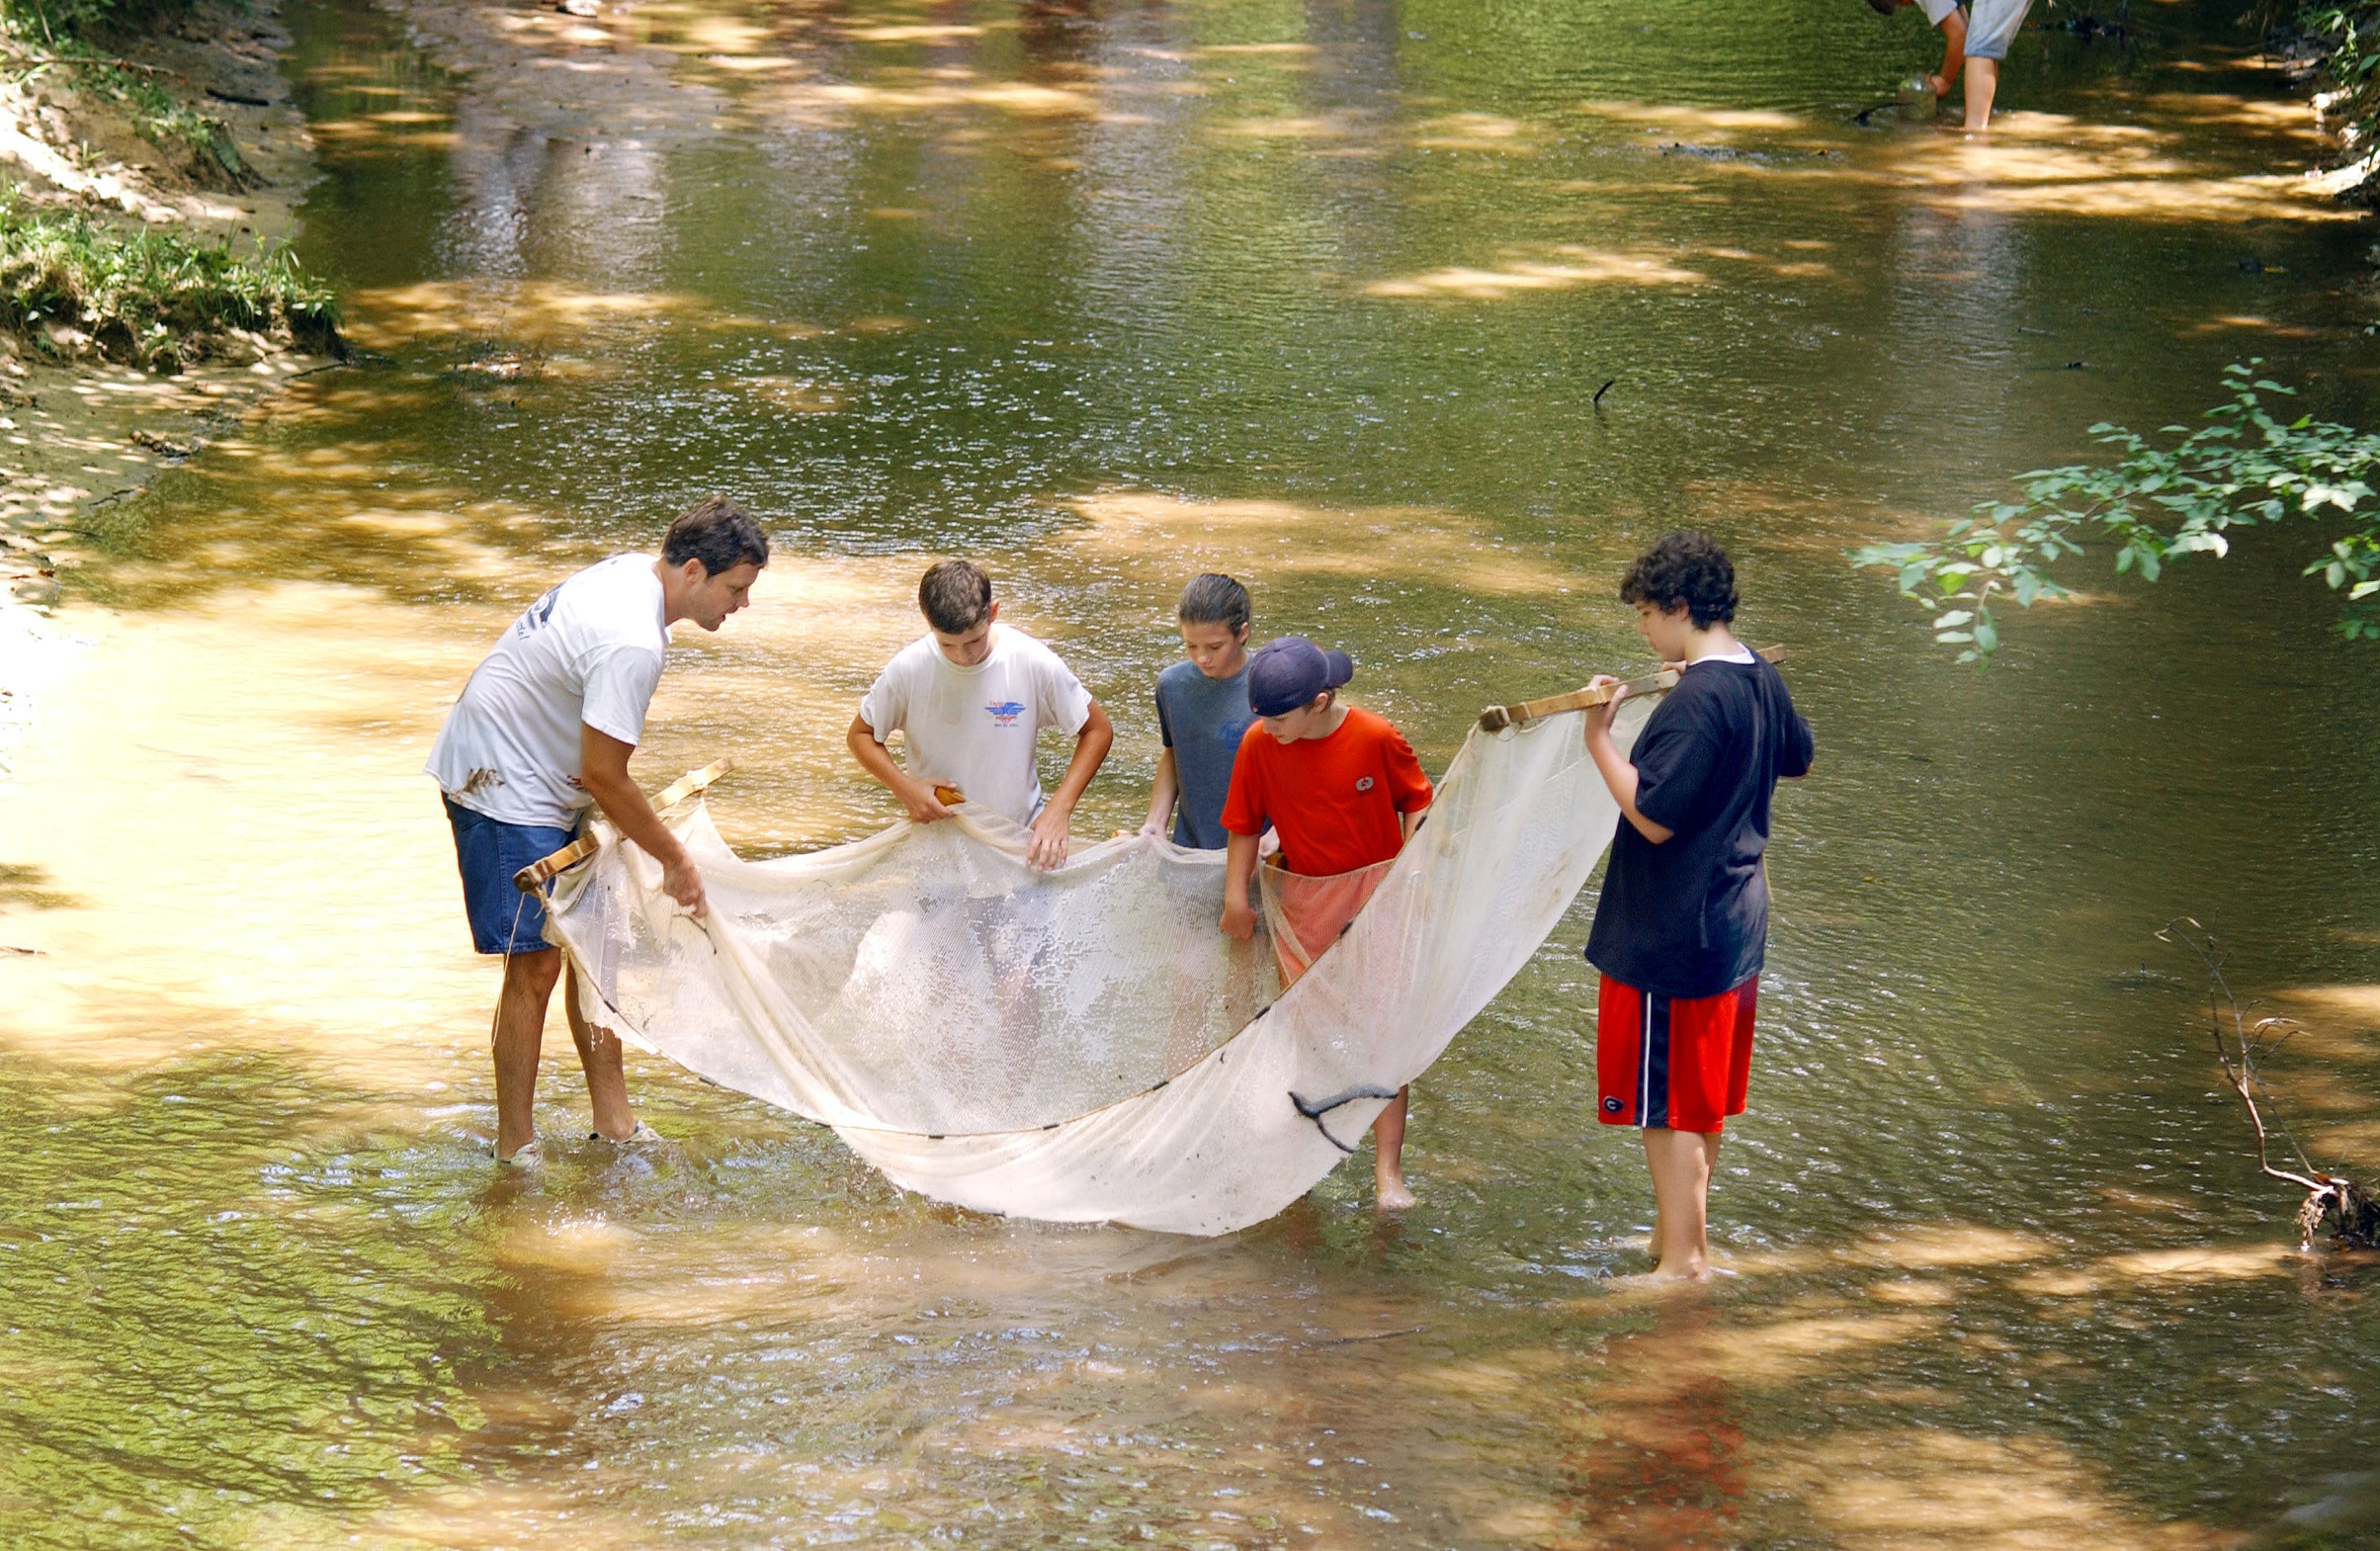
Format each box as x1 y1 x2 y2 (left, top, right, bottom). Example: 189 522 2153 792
1618 531 1738 628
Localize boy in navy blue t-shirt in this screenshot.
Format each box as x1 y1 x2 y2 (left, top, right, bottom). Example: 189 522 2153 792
1582 532 1813 1281
1140 573 1257 848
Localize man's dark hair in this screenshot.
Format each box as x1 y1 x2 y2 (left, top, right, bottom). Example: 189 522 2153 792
1177 572 1250 635
662 496 769 576
1619 531 1738 628
919 560 994 634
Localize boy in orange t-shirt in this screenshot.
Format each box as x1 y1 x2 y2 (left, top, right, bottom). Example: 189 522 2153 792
1218 636 1432 1209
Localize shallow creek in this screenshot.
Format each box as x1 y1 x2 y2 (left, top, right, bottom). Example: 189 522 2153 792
4 0 2380 1544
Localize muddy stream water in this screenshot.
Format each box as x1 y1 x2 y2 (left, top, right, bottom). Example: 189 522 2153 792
5 0 2380 1545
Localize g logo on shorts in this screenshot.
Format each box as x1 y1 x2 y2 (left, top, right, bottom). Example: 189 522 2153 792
1601 1096 1624 1115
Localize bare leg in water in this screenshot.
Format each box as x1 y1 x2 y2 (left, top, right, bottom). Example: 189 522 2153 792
1374 1085 1414 1211
1644 1127 1721 1279
493 946 634 1158
1963 56 2000 130
564 970 635 1140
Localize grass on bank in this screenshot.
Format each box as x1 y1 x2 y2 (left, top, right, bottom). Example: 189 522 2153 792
5 0 251 181
43 42 247 176
0 189 337 367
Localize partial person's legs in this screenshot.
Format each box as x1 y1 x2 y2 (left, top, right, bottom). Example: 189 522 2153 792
1643 1127 1720 1279
1373 1084 1414 1210
493 947 563 1160
1958 0 2032 129
1650 1131 1721 1266
1963 56 1999 129
563 970 636 1141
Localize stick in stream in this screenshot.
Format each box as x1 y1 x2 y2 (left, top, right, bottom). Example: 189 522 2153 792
2158 917 2380 1249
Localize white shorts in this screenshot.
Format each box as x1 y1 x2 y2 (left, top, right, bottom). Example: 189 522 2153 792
1966 0 2034 59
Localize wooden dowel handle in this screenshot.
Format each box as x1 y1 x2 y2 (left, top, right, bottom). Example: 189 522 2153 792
512 757 736 892
1477 646 1787 732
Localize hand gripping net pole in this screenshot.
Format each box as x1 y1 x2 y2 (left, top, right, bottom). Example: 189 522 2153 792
540 702 1646 1236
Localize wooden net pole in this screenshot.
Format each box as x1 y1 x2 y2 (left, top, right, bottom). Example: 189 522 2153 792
1476 646 1786 732
511 757 735 893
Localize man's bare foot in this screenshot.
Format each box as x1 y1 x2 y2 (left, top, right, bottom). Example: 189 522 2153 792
1375 1174 1416 1211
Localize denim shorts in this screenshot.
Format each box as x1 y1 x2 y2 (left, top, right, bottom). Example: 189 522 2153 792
1966 0 2034 60
444 797 577 955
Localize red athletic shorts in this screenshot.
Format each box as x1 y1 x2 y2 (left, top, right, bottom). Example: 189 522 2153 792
1595 975 1758 1134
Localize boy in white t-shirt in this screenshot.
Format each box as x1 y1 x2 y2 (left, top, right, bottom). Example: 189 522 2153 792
427 495 768 1165
846 560 1115 870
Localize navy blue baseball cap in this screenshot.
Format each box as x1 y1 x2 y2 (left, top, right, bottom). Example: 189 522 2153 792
1248 636 1354 717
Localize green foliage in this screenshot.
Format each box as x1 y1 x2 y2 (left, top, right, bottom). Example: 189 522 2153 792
7 38 228 162
3 0 187 44
0 188 337 368
1851 364 2380 664
2297 0 2380 172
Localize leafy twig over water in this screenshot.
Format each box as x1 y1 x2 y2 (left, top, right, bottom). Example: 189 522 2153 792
1851 364 2380 665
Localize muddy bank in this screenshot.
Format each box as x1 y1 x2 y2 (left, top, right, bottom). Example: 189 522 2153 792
0 0 333 621
0 0 340 770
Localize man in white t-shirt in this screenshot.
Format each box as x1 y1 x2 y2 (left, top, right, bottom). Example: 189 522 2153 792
847 560 1114 870
427 495 769 1165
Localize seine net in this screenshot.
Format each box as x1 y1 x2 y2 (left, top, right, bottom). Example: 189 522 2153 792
544 702 1642 1235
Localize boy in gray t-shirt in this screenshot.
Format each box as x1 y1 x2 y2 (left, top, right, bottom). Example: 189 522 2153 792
1140 574 1255 849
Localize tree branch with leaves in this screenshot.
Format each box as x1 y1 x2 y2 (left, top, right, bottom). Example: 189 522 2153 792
1852 365 2380 665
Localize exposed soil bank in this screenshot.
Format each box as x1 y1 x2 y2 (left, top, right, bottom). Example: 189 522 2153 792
0 0 331 616
0 0 338 766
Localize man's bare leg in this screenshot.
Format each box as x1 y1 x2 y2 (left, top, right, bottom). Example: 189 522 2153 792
563 971 636 1141
493 947 563 1160
1643 1127 1720 1279
1373 1084 1415 1210
1963 56 1999 130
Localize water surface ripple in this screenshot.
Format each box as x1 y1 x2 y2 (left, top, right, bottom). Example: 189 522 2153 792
4 0 2379 1544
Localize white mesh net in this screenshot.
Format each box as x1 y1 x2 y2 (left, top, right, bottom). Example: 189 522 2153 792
544 703 1643 1236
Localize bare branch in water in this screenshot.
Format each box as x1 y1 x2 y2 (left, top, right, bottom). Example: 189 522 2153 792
2158 917 2380 1249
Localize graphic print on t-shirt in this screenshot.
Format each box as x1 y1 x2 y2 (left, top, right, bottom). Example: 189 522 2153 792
518 586 560 636
986 700 1025 726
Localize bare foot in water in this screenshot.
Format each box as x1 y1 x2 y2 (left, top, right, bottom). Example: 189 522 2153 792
1375 1172 1416 1212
